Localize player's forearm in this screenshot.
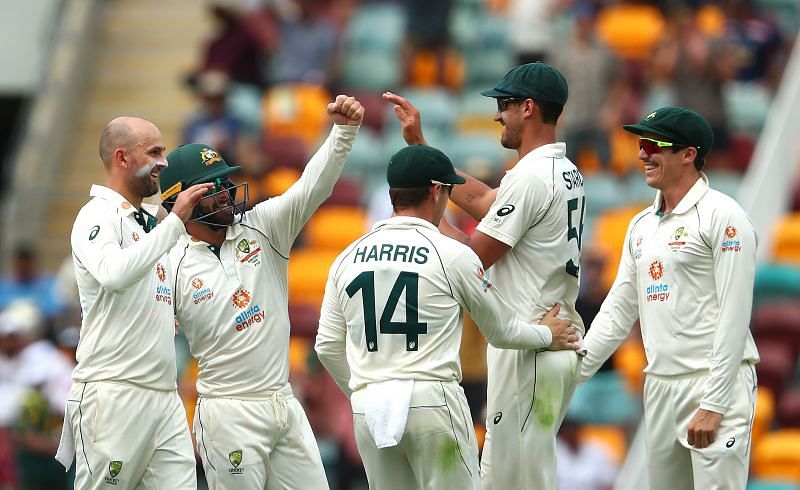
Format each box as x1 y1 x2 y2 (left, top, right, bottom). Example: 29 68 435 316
314 324 353 397
438 217 469 244
450 170 498 221
76 213 184 292
288 124 359 218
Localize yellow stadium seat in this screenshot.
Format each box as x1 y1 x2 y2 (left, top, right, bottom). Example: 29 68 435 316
304 206 369 253
752 429 800 484
772 213 800 266
592 205 644 291
613 339 647 394
289 337 311 376
262 167 301 198
475 423 486 451
263 83 331 148
696 4 726 37
753 387 776 446
287 249 340 307
579 425 628 464
595 4 666 60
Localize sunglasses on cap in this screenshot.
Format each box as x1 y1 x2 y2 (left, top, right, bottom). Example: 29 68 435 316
638 137 688 156
496 97 525 112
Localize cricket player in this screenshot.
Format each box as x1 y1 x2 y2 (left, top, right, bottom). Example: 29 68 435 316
579 107 760 490
385 62 586 489
315 144 582 490
58 117 214 489
159 95 363 489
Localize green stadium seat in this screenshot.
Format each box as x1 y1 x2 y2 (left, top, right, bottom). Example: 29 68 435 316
567 371 640 425
747 480 800 490
344 3 406 55
754 263 800 305
584 174 628 215
342 52 402 91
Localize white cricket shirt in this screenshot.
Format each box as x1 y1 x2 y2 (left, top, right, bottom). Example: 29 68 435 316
476 142 586 331
580 175 760 414
315 216 554 396
170 124 358 397
71 185 185 390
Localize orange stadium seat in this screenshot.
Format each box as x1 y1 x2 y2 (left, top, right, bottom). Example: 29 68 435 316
579 425 628 465
287 249 340 307
612 338 647 394
592 205 644 291
261 166 301 200
289 337 312 376
595 4 666 60
753 387 776 446
752 429 800 484
304 206 369 253
263 84 331 148
772 213 800 265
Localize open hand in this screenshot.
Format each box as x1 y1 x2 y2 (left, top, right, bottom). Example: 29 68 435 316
328 94 364 126
540 304 580 351
383 91 426 145
172 183 216 222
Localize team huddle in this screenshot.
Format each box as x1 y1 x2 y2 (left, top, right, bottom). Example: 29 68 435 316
57 62 759 490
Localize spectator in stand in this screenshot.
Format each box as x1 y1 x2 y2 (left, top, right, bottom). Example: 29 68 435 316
183 70 244 162
648 6 737 168
0 244 64 321
508 0 564 64
555 416 618 490
269 0 339 88
725 0 787 92
553 7 627 172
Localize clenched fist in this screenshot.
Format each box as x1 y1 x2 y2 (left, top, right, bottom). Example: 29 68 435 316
328 95 364 126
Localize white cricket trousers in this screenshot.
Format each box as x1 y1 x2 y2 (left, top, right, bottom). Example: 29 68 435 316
194 383 329 490
480 348 581 490
65 381 196 490
644 362 757 490
352 380 480 490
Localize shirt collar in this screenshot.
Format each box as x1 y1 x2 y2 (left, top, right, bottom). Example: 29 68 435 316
652 173 709 216
516 142 566 168
90 184 139 216
371 216 440 233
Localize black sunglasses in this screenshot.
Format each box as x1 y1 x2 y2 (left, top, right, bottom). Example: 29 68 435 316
496 97 525 112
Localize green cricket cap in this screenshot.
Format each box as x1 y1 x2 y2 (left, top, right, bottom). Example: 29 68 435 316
481 62 568 105
387 145 466 188
623 107 714 158
160 144 240 201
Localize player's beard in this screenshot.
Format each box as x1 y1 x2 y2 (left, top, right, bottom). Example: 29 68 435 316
500 120 522 150
197 194 235 227
131 160 162 197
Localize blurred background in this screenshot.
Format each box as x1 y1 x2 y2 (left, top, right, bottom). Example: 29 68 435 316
0 0 798 489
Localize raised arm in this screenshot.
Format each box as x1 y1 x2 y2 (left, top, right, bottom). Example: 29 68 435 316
383 91 498 220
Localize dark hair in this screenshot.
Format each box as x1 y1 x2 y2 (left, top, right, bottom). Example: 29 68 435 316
389 186 430 209
536 100 563 124
669 146 704 171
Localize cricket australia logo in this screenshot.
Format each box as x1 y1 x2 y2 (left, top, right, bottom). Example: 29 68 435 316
228 450 243 475
668 226 688 251
234 238 262 266
645 260 669 302
131 232 140 242
722 226 742 252
200 148 222 166
105 460 123 485
192 277 213 305
232 288 264 332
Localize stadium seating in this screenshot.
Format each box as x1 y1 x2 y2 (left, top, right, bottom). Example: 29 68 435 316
263 84 331 148
753 302 800 361
595 4 666 60
304 206 368 253
287 249 340 307
776 387 800 428
612 338 647 394
579 425 628 464
592 205 645 290
569 371 640 425
772 213 800 265
288 303 321 340
260 166 300 200
323 178 364 208
263 135 309 171
754 263 800 305
753 387 776 446
754 340 796 399
752 429 800 484
748 480 800 490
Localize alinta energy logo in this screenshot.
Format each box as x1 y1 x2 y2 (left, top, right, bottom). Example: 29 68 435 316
232 289 264 332
645 259 670 302
192 277 213 305
155 263 172 305
722 225 742 252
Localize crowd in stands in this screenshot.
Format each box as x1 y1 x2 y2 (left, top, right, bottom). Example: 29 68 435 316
0 0 798 488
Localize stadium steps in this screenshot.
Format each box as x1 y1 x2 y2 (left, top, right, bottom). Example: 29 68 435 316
39 0 211 271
